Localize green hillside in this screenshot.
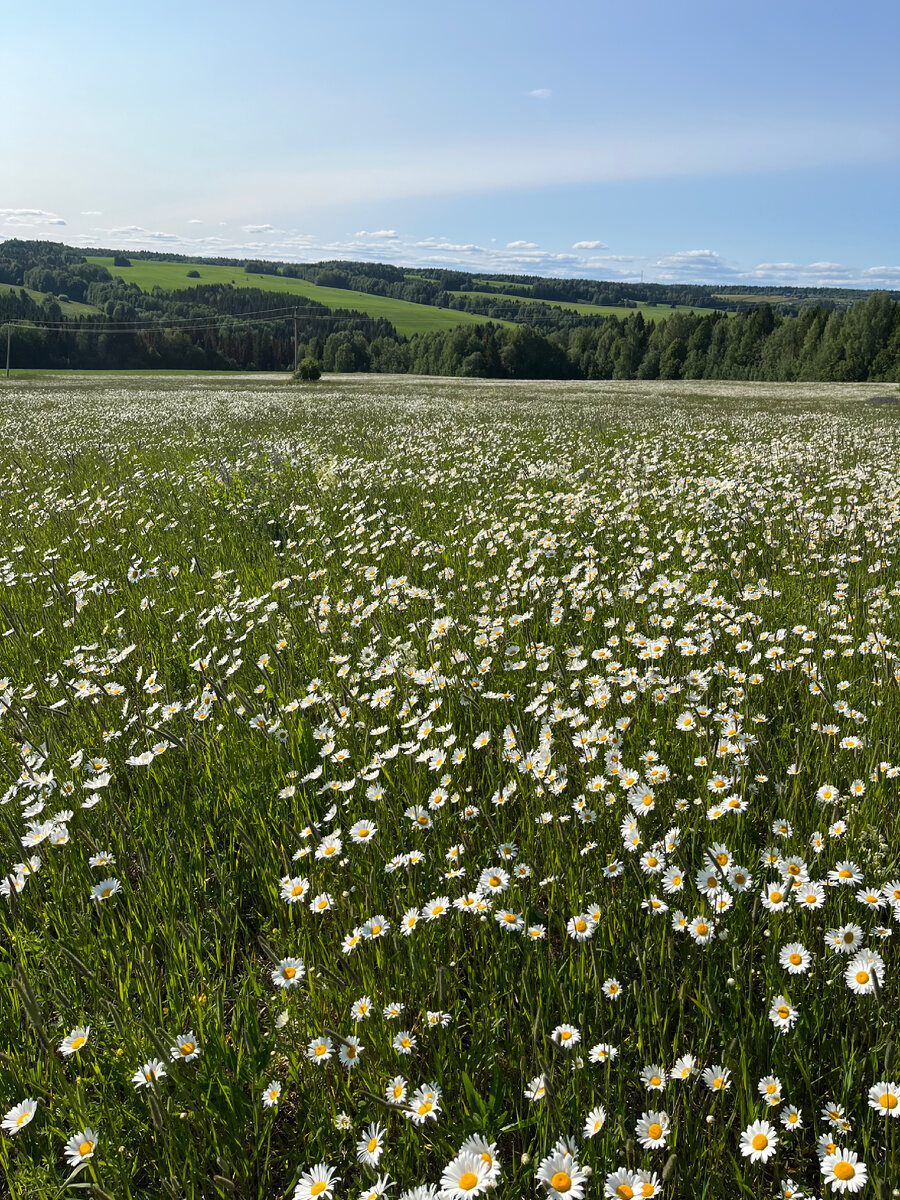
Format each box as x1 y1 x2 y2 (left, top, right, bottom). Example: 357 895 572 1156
448 289 721 321
0 282 99 318
85 257 509 336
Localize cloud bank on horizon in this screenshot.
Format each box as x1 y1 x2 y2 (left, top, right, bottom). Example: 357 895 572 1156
2 0 898 289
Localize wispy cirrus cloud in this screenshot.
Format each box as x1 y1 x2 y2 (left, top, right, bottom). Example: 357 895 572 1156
527 88 552 99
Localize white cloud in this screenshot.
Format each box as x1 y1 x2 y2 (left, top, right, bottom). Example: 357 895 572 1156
80 210 103 216
528 88 552 99
573 240 608 250
354 229 398 238
0 207 66 226
241 223 279 233
186 218 203 224
507 240 539 249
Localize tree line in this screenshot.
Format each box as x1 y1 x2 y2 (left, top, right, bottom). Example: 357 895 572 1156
2 239 900 382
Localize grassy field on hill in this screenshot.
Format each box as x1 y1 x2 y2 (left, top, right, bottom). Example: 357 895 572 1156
86 258 511 336
0 282 99 318
448 290 722 321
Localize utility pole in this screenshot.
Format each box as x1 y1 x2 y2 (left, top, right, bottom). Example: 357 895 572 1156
292 308 298 374
5 322 10 378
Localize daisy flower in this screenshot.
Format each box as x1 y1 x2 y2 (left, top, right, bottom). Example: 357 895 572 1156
356 1121 385 1166
132 1059 166 1089
438 1150 492 1199
262 1081 282 1108
739 1119 778 1163
536 1150 587 1200
272 957 305 988
1 1098 37 1134
635 1110 670 1150
63 1127 98 1167
59 1025 90 1056
170 1031 201 1062
293 1164 340 1200
820 1149 867 1193
867 1080 900 1116
769 995 798 1032
583 1105 606 1137
779 943 812 974
551 1024 581 1050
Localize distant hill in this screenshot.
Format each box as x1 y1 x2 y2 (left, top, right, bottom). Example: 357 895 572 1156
2 239 899 382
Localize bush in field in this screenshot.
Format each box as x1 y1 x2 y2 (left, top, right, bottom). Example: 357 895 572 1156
293 356 322 381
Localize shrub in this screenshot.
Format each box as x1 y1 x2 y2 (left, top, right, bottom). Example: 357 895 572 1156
293 356 322 381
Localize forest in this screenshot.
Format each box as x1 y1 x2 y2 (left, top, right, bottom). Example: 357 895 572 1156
2 239 900 382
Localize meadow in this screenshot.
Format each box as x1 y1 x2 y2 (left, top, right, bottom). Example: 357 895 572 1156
84 259 511 336
0 375 897 1200
445 293 722 321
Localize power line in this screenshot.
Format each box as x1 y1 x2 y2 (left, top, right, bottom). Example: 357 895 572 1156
2 310 395 334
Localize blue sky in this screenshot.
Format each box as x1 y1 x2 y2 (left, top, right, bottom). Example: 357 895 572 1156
3 0 899 285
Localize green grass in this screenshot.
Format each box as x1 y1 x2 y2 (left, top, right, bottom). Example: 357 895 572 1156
0 281 100 317
85 258 511 336
448 290 722 320
0 375 896 1199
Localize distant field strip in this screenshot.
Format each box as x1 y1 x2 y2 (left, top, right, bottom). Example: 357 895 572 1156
86 258 510 336
0 282 100 318
448 290 722 320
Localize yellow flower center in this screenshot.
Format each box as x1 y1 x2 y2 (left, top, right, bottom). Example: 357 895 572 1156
647 856 657 867
880 1092 897 1109
696 922 708 936
458 1173 479 1191
392 1085 403 1097
71 1036 86 1050
856 970 869 984
15 1113 28 1125
551 1172 572 1193
417 1102 432 1114
283 967 296 979
371 924 382 935
101 888 112 898
833 1162 855 1181
181 1042 194 1055
78 1140 93 1157
310 1182 327 1196
575 919 587 932
839 869 851 878
770 891 783 904
789 953 802 965
843 931 855 943
648 1122 662 1139
367 1137 378 1152
291 886 304 896
712 1077 723 1089
777 1006 789 1019
751 1133 768 1150
650 1075 661 1087
616 1186 634 1200
716 853 728 866
358 829 369 838
315 1044 326 1056
766 1083 777 1094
